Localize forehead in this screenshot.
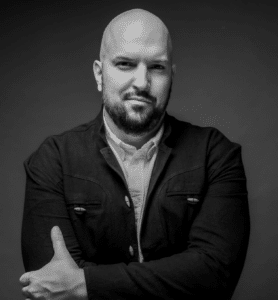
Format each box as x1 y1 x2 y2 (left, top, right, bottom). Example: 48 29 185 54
107 19 170 61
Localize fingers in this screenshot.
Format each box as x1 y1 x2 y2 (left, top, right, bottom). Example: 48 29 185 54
51 225 67 255
51 225 63 242
21 286 31 297
20 273 32 298
19 272 30 287
51 226 78 265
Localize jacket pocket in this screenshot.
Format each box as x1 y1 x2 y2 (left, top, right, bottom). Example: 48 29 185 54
160 192 202 248
66 200 107 261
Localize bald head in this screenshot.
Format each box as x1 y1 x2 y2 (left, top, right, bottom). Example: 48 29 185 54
93 9 175 140
99 8 173 63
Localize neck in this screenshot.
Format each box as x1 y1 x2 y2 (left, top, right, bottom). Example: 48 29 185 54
104 108 164 149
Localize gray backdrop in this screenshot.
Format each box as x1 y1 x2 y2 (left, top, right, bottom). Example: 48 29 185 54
1 1 278 299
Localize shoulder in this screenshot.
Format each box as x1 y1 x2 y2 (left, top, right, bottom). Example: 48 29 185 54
167 113 240 151
25 118 99 167
47 118 98 143
169 115 246 192
166 114 244 176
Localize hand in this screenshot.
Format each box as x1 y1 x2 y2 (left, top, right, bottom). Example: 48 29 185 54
19 226 88 300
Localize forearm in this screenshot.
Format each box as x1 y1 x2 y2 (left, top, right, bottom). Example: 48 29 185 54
84 254 226 300
83 193 250 299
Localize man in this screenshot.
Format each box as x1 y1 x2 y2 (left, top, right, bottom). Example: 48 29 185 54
20 8 250 300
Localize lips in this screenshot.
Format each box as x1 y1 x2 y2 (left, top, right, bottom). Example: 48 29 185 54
127 97 151 103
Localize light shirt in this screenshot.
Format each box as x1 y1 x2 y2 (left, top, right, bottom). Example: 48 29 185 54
103 108 164 262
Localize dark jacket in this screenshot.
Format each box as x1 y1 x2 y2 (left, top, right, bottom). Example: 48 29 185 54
22 109 250 299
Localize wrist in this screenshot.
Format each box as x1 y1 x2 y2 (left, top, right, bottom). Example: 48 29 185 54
73 269 88 300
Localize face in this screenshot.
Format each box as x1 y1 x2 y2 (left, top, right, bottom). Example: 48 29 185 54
94 19 175 135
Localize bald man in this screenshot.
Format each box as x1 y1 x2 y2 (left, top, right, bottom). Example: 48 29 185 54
20 8 250 300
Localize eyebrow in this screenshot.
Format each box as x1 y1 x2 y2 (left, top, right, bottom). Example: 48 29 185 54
112 56 169 64
112 56 134 62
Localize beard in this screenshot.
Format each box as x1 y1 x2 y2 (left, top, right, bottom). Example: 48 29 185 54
102 82 172 136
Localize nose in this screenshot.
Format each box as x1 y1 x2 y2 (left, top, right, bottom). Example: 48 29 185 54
133 65 150 90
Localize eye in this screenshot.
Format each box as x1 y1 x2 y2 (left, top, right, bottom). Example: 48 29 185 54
151 64 165 70
116 62 135 69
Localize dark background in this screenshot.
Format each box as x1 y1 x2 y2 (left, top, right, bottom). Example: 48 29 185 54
1 0 278 299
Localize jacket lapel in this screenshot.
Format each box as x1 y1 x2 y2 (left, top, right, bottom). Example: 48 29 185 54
96 108 128 189
146 113 173 200
96 107 174 198
100 147 127 186
146 143 172 200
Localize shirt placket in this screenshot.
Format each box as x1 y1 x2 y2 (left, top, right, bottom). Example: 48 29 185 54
127 151 145 262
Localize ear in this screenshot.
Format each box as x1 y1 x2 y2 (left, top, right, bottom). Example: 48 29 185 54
171 64 176 79
93 60 103 92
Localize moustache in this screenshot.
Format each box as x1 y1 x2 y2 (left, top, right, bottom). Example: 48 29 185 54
124 91 156 103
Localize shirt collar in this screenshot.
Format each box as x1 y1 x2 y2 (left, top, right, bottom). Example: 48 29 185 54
103 108 164 161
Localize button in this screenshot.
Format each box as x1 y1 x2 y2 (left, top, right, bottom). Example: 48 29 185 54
187 197 199 204
125 196 130 207
74 207 86 214
129 245 134 257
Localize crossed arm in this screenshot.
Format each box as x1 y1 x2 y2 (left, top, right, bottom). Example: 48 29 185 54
20 136 250 300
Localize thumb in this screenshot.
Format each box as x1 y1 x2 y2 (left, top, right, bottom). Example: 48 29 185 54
19 272 31 287
51 226 70 259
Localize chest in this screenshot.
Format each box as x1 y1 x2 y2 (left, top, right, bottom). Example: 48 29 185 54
61 147 207 262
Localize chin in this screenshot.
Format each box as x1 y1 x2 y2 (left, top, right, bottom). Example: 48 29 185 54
127 109 151 123
126 102 152 115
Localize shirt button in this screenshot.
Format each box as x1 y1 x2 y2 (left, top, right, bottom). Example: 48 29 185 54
125 196 130 207
129 245 134 257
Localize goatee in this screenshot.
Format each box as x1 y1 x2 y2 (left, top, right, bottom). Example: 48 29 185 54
103 82 172 136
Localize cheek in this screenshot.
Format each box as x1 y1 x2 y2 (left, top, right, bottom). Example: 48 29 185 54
105 68 131 90
152 76 171 97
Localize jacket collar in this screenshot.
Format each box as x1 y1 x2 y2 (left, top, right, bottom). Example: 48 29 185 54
94 105 174 199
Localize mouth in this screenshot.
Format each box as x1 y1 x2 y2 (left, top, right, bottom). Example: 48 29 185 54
127 97 151 104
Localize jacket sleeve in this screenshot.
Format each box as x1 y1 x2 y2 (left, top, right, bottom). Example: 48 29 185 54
82 129 250 300
21 137 95 271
